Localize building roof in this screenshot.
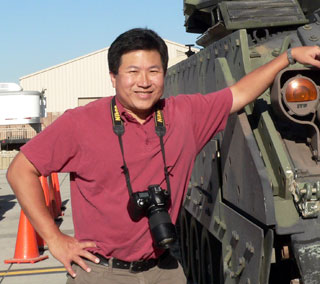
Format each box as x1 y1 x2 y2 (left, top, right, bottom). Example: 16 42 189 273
20 39 199 80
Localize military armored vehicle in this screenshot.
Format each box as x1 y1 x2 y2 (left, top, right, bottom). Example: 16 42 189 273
164 1 320 283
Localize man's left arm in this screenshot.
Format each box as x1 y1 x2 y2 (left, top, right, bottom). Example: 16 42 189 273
230 46 320 114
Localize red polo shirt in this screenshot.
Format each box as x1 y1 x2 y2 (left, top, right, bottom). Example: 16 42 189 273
21 88 232 261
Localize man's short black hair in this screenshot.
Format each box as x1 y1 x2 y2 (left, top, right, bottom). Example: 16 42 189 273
108 28 168 75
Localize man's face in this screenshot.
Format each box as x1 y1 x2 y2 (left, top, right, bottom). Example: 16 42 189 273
110 49 165 122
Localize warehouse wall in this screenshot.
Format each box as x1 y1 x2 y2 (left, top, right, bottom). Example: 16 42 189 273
20 40 198 114
20 48 111 113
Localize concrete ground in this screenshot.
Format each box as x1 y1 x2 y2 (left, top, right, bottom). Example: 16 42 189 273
0 170 73 284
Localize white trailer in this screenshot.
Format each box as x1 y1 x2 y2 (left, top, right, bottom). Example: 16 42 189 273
0 83 46 150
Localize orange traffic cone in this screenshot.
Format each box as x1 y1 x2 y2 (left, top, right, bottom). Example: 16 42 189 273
49 173 63 217
4 210 48 264
37 176 54 248
39 176 55 218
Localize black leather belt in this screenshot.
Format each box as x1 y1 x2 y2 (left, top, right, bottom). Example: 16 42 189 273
93 253 160 272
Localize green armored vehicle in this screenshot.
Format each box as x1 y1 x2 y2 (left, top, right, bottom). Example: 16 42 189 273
164 1 320 283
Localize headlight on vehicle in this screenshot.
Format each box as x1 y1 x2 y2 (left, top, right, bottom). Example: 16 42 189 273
271 68 320 161
283 76 318 117
271 69 320 121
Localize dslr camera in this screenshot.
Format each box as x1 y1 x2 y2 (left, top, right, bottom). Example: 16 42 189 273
127 185 177 249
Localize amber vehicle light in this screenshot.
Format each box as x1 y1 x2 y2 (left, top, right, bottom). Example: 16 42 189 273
285 77 317 102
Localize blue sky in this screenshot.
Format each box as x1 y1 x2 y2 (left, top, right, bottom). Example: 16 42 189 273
1 1 200 83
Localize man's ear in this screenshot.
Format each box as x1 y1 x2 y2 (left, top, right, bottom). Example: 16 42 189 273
110 72 116 88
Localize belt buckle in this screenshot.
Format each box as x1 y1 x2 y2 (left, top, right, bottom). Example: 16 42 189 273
129 261 135 273
129 260 144 273
129 262 134 273
98 255 109 267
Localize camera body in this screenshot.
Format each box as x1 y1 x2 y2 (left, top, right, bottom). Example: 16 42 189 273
128 185 177 249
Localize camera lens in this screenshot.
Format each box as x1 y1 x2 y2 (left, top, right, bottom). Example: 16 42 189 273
148 210 177 249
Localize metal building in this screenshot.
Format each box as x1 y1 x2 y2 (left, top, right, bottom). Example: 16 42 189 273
20 40 198 116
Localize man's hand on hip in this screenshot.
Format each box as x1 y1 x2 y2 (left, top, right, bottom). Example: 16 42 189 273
47 232 100 278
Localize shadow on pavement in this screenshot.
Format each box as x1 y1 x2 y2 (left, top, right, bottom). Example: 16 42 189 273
61 199 69 211
0 194 16 221
55 199 69 228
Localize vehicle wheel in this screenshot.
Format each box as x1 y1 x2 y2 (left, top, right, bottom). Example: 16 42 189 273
179 207 191 279
190 217 201 284
200 227 223 284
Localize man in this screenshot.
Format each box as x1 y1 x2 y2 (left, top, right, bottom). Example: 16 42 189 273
6 28 320 284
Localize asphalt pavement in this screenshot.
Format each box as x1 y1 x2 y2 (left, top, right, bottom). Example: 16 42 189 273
0 170 73 284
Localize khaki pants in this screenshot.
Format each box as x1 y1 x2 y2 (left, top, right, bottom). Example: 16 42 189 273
66 255 187 284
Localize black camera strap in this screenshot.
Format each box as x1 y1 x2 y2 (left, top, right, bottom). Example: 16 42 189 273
111 96 171 197
154 105 172 196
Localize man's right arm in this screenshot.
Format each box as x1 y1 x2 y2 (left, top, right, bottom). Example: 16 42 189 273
230 46 320 113
7 152 99 277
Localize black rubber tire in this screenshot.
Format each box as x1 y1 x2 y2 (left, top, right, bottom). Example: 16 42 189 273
190 217 201 284
179 207 191 279
200 227 223 284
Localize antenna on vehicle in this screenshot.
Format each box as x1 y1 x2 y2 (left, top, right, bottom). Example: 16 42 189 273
185 44 195 57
